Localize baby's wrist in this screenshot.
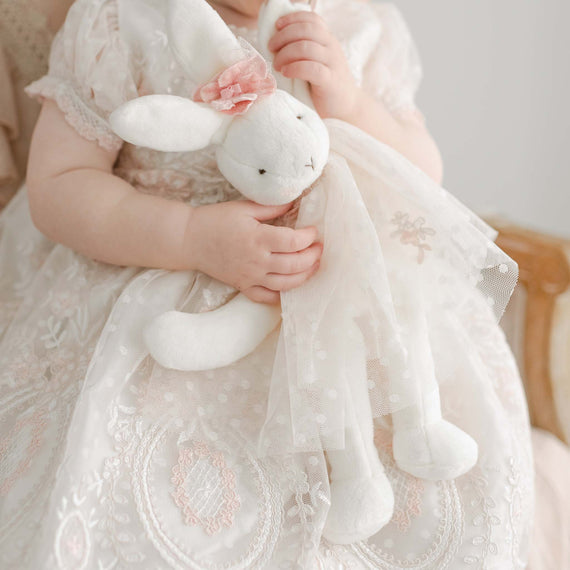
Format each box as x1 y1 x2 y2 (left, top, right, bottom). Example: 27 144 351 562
179 204 202 271
333 86 366 124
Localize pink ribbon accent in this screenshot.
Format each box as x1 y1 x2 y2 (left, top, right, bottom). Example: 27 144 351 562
193 52 277 115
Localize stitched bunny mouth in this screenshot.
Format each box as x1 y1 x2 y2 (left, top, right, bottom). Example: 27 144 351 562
305 157 315 171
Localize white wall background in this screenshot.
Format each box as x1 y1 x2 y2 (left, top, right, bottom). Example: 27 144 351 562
395 0 570 238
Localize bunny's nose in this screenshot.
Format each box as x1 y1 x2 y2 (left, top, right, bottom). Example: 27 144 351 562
305 156 315 171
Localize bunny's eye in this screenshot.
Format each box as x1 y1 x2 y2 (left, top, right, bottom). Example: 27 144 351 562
258 169 266 175
296 115 303 120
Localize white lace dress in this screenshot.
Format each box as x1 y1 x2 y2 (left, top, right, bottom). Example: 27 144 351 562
0 0 534 568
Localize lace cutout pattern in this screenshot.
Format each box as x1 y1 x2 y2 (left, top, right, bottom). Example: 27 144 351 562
171 441 241 535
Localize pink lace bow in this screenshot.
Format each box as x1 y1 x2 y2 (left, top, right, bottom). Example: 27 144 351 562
193 52 277 115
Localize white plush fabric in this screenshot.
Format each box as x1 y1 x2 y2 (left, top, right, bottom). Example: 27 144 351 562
110 94 231 151
144 295 282 371
166 0 244 83
214 91 329 205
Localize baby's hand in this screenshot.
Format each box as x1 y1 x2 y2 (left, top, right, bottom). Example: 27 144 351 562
268 11 359 120
185 200 322 304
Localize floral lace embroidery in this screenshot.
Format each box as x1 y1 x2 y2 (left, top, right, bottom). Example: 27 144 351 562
390 211 436 264
268 452 330 569
171 440 241 535
460 468 500 567
129 418 282 569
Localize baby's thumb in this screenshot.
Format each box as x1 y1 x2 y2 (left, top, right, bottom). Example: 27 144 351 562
251 201 293 222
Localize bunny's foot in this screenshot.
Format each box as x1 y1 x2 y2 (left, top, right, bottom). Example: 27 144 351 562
323 470 394 545
393 419 478 481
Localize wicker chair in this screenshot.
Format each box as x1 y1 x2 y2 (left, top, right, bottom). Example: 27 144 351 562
493 220 570 444
488 221 570 570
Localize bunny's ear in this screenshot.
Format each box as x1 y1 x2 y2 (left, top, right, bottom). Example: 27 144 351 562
257 0 310 64
257 0 315 109
109 95 231 152
167 0 246 83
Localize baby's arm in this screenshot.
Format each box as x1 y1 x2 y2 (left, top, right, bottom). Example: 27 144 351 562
26 101 322 304
269 11 443 184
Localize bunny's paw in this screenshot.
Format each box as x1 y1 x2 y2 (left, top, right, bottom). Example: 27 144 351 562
323 471 394 545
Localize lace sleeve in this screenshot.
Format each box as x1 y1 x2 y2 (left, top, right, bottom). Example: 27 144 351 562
362 4 423 120
24 0 139 152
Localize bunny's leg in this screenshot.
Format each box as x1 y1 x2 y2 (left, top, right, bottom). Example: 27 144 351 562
392 387 478 481
390 280 478 480
323 325 394 545
144 293 281 371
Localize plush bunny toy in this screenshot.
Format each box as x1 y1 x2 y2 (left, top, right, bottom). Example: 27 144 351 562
110 0 478 545
111 0 327 371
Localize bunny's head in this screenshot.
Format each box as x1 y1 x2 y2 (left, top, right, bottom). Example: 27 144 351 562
109 0 329 205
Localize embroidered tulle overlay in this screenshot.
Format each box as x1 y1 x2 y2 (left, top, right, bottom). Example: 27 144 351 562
0 0 533 568
390 211 436 264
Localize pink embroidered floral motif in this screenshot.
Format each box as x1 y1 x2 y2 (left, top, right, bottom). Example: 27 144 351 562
0 408 48 496
193 52 277 115
55 511 91 570
390 211 436 264
171 440 241 535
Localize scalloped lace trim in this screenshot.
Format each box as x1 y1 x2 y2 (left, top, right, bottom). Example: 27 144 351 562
24 76 123 153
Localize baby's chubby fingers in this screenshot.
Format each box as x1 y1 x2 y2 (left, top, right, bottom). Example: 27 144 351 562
268 20 330 53
273 40 329 73
279 60 330 86
262 260 320 292
267 241 323 275
274 10 328 32
260 224 320 253
242 286 281 305
248 200 294 222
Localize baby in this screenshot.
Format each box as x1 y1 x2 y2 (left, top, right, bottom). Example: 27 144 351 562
26 0 442 307
0 0 533 567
